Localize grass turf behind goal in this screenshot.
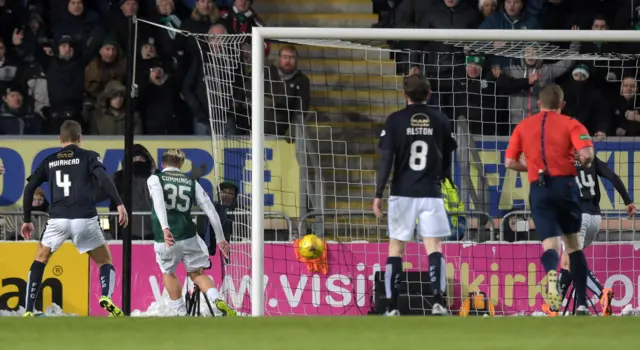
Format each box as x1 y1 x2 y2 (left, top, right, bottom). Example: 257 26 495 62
1 317 639 350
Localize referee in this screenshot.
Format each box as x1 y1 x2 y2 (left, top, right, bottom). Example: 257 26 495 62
504 84 595 315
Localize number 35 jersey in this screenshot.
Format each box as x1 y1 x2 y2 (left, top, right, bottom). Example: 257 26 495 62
29 144 104 219
148 169 198 243
378 104 458 198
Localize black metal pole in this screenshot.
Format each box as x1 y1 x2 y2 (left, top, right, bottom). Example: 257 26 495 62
121 15 136 316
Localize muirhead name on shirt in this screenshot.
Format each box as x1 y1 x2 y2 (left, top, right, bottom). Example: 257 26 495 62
406 127 433 136
48 159 80 168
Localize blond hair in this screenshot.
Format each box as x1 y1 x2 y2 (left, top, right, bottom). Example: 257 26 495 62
162 149 186 167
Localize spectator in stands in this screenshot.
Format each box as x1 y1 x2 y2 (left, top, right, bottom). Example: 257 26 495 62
395 0 432 29
220 0 269 55
578 15 626 93
479 0 497 19
110 144 156 240
52 0 104 49
453 55 506 136
108 0 152 56
613 75 640 136
176 0 219 61
22 64 50 118
150 0 182 59
413 0 480 115
0 0 25 45
0 86 43 134
182 23 233 135
39 35 98 133
394 0 432 73
494 46 573 126
2 187 48 241
11 13 49 66
570 0 630 30
479 0 540 29
537 0 574 30
560 64 610 139
138 58 187 134
84 37 127 101
90 80 142 135
263 45 310 137
0 38 20 94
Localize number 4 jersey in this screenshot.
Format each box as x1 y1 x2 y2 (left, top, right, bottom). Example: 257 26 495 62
377 104 458 198
574 157 632 215
27 144 108 219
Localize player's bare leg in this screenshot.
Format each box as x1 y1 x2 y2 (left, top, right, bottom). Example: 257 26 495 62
23 243 53 317
162 272 188 316
562 233 590 315
540 236 563 312
88 244 122 316
423 237 448 315
189 269 236 316
384 239 405 316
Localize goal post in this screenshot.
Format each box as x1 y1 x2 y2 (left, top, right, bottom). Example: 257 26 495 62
249 27 640 317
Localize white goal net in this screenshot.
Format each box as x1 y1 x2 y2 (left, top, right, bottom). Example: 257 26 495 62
135 20 640 317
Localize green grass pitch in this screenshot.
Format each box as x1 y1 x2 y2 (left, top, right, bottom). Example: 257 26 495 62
1 317 639 349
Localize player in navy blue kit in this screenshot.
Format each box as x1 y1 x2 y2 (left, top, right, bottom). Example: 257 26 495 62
542 155 636 316
373 74 458 316
21 120 129 317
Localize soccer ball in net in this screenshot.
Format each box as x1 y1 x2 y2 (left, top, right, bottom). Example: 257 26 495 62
298 234 325 260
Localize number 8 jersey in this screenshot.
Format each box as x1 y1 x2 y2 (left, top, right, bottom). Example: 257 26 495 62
377 104 458 198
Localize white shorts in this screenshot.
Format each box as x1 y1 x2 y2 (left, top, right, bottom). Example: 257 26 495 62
387 196 451 242
154 235 211 274
41 217 106 254
562 213 601 251
579 213 602 249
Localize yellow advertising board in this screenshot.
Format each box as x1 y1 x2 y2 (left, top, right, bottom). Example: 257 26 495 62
0 137 300 218
0 242 89 315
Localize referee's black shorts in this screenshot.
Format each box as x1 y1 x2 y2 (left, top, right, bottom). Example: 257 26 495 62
529 176 582 240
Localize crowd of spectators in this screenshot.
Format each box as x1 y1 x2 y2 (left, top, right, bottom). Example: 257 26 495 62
374 0 640 138
0 0 310 136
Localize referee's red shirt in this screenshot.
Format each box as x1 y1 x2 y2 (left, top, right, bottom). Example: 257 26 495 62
505 111 594 183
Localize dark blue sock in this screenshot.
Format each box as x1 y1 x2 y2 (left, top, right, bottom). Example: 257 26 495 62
540 249 559 274
99 264 116 298
569 250 588 306
384 256 402 311
428 252 446 303
25 261 46 312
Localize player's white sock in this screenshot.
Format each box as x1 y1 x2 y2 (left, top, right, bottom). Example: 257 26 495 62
206 287 222 301
171 298 187 316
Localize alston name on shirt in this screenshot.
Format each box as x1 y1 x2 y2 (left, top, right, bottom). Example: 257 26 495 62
407 127 433 136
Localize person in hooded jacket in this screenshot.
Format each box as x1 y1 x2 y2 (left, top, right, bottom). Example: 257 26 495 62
90 80 142 135
559 64 610 139
108 144 156 240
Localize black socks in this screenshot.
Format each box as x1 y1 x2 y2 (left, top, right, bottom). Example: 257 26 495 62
25 261 46 313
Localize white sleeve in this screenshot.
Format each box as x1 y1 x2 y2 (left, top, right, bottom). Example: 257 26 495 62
195 181 225 243
147 175 170 230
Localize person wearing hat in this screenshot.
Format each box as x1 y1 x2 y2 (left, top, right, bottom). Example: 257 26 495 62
612 73 640 136
455 55 505 136
0 86 43 134
39 32 99 134
560 63 610 140
84 36 126 101
137 57 186 134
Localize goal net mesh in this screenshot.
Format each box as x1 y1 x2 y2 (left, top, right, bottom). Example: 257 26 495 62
138 19 640 316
